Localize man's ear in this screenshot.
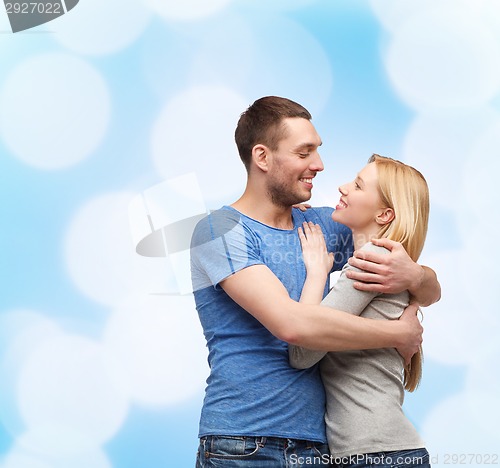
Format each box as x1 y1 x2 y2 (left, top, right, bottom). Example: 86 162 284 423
375 207 395 225
252 144 270 172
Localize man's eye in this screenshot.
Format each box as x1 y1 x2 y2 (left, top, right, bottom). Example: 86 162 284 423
299 153 309 157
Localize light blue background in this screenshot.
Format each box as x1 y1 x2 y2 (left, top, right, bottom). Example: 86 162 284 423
1 1 499 467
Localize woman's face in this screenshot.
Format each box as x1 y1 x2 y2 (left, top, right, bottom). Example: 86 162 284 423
332 162 385 231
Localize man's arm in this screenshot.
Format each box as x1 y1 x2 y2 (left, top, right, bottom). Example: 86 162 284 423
345 238 441 307
220 263 422 363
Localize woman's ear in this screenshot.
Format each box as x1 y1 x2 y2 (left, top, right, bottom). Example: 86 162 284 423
252 144 269 172
375 207 395 225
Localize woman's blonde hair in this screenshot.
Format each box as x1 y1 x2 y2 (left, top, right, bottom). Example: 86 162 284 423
369 154 430 392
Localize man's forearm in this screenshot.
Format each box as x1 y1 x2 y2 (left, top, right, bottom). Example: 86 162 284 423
285 302 407 351
408 265 441 307
221 264 421 355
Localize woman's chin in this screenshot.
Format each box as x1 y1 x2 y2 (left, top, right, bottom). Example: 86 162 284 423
332 211 346 225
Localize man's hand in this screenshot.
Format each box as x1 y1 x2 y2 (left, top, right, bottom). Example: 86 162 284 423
396 302 423 364
346 238 424 295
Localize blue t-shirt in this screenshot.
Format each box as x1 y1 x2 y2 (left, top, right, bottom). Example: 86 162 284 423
190 205 353 442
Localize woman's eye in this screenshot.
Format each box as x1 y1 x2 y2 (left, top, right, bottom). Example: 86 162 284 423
355 182 361 189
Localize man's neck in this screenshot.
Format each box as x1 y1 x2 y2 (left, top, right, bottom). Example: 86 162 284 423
231 194 294 230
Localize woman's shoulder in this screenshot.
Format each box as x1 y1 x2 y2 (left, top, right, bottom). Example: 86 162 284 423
359 241 391 255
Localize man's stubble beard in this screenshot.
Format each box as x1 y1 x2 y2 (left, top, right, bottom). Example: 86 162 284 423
267 178 311 209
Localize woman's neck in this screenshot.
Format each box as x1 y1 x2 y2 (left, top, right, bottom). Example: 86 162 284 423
351 226 381 251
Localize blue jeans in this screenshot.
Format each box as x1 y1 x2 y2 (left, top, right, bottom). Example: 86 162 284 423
195 435 331 467
332 448 430 468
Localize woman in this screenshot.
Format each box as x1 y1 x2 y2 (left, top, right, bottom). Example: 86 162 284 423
289 154 431 467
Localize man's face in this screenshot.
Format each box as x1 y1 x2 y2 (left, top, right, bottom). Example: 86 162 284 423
266 117 324 207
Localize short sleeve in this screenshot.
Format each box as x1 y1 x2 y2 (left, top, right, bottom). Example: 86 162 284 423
190 208 264 292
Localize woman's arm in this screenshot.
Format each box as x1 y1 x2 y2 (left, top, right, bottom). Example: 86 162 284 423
290 235 392 369
297 222 334 304
289 222 333 369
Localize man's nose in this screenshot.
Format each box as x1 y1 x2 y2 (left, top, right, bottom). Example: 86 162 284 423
310 152 324 172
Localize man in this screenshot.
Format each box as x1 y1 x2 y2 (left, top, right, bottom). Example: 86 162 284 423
190 96 440 466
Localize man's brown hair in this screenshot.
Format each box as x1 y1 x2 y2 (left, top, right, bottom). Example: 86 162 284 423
235 96 312 171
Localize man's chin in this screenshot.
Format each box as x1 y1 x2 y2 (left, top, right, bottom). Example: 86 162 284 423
297 192 312 204
290 197 311 207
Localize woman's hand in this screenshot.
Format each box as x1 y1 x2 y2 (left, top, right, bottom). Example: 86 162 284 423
298 222 334 279
292 203 311 212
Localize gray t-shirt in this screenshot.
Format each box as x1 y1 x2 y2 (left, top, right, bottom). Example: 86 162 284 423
289 242 425 457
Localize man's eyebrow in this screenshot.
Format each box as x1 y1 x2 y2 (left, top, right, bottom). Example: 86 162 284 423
295 141 322 150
